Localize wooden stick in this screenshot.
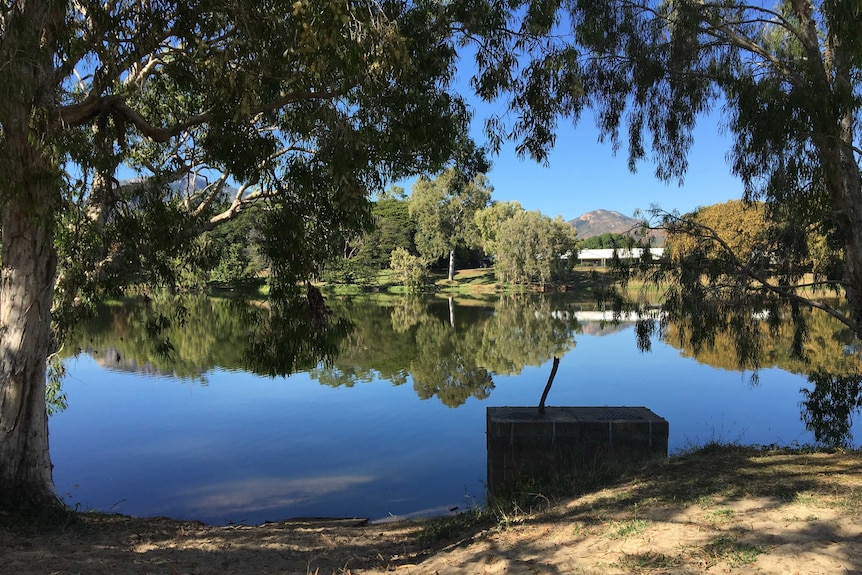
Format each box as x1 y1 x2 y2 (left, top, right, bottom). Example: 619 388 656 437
538 356 560 415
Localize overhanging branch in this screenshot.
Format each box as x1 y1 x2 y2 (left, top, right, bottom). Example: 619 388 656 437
656 212 860 335
53 86 349 143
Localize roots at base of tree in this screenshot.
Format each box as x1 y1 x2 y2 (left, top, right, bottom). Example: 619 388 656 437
0 484 75 530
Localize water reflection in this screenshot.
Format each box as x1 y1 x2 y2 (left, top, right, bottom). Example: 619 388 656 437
314 296 579 407
662 305 862 446
66 295 582 407
800 371 862 448
62 294 862 445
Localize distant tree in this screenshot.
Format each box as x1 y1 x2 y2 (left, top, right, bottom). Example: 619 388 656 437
321 196 417 284
474 201 524 257
370 198 417 267
378 185 407 201
495 211 578 286
409 169 492 280
205 204 267 287
665 201 772 264
320 246 378 286
581 233 632 250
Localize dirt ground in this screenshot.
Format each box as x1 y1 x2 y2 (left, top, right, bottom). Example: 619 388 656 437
2 446 861 575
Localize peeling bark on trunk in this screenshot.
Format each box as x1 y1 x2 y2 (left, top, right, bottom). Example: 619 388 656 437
0 199 60 509
0 0 63 508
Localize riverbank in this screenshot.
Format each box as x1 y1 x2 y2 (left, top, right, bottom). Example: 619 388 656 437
3 444 860 574
314 266 642 297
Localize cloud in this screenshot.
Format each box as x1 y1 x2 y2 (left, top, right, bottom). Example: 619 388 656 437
168 474 376 519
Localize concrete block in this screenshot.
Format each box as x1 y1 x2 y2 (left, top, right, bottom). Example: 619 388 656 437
487 406 668 497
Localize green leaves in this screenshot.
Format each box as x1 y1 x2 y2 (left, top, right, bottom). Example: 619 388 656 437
390 247 428 289
488 209 578 286
409 169 492 274
463 0 862 337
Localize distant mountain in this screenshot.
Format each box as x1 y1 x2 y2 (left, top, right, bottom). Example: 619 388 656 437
122 173 237 200
568 209 641 238
568 209 665 245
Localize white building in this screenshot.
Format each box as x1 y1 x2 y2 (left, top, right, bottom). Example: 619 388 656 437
577 248 665 266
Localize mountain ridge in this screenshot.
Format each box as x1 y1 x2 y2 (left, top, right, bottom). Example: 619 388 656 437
568 209 665 244
568 209 640 238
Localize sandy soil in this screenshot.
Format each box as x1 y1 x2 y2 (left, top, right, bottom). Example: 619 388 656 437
3 446 861 575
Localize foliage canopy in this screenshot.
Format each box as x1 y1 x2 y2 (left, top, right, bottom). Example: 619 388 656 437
465 0 862 339
0 0 485 511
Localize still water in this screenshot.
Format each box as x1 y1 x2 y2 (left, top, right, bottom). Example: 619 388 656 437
50 295 862 525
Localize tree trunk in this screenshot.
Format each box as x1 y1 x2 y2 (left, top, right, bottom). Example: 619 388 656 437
828 32 862 335
448 248 455 281
0 199 60 510
836 160 862 332
0 7 63 505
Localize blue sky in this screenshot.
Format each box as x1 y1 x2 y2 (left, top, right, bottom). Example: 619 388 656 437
397 99 744 222
408 26 749 223
476 111 745 222
396 61 745 222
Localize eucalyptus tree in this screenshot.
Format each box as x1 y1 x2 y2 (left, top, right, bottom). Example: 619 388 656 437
494 210 577 286
474 200 524 257
0 0 480 513
465 0 862 339
409 168 492 280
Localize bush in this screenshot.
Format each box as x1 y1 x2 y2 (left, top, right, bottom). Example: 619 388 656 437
389 247 427 290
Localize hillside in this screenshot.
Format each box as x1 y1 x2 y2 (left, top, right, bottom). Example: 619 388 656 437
569 209 665 245
568 209 640 238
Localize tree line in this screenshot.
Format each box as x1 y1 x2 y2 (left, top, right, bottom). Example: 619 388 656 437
314 169 579 290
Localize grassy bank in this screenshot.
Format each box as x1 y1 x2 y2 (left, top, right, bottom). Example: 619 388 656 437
317 266 658 301
3 444 860 574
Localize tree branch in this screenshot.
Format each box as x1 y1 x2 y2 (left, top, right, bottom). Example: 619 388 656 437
657 211 860 334
191 172 230 218
697 20 801 85
53 84 348 143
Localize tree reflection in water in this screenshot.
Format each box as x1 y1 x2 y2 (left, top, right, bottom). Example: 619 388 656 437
62 294 862 444
312 295 578 407
662 304 862 446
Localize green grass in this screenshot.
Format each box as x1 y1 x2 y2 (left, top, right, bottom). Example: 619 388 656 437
310 265 647 299
605 518 651 539
702 535 766 567
706 508 735 523
418 507 491 542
